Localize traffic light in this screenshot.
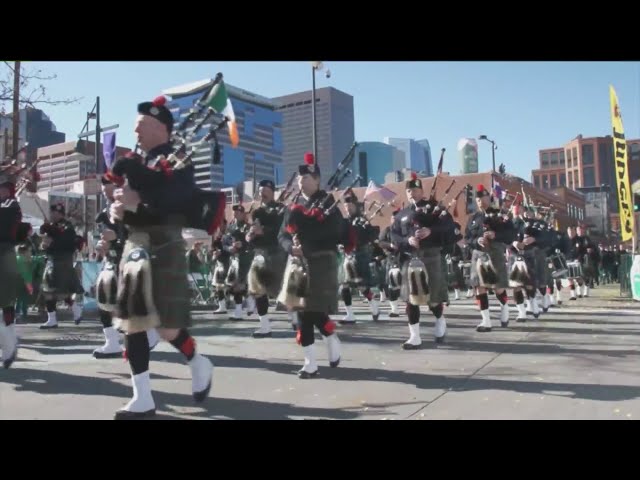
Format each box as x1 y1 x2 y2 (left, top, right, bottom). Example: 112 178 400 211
634 192 640 212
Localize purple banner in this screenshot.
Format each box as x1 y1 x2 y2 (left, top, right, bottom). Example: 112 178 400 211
102 132 116 171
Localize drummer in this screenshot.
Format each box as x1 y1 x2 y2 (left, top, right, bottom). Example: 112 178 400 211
565 225 583 300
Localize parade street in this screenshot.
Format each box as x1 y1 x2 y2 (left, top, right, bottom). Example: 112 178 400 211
1 284 639 420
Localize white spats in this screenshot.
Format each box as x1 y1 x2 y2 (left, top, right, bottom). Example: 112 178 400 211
114 372 156 419
531 297 540 317
570 288 577 300
389 300 400 315
583 285 589 297
214 299 227 314
555 289 562 304
466 289 474 298
246 296 256 315
252 315 272 338
93 327 123 358
289 311 299 330
299 345 318 377
232 303 244 320
476 309 492 332
325 334 341 367
516 303 527 321
454 289 460 300
542 293 551 311
434 317 446 341
189 353 214 402
0 323 17 368
379 290 387 303
500 303 510 326
549 292 556 306
71 303 83 324
40 312 58 329
370 299 380 316
342 305 355 323
147 329 160 350
403 323 422 349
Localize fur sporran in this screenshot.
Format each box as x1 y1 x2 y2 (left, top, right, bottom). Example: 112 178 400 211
277 254 309 310
248 254 277 297
388 265 402 291
407 257 429 306
343 254 360 284
225 257 239 289
509 255 530 288
212 261 227 288
113 248 159 332
476 252 498 288
96 262 118 312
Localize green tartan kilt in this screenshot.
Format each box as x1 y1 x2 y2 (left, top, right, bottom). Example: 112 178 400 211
304 250 339 314
400 247 448 305
41 253 84 300
342 248 381 288
469 243 509 289
251 247 287 297
119 227 191 330
0 246 19 307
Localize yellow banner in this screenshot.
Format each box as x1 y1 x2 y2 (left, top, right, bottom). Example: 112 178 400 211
610 85 635 242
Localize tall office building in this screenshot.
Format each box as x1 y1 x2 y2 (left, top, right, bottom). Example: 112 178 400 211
383 137 432 175
353 142 404 186
0 107 65 162
273 87 354 182
163 79 283 191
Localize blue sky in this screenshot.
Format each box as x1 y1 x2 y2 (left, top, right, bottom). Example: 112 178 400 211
4 61 639 179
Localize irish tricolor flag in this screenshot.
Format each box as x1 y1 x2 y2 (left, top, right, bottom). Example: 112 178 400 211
204 79 240 148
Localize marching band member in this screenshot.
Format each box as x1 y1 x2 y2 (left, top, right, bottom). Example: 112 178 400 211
0 171 26 368
509 205 542 320
223 205 253 320
444 231 465 301
39 203 84 329
575 225 596 297
339 192 381 324
377 210 401 318
93 176 159 358
278 153 343 378
246 179 286 338
465 185 514 332
390 173 449 349
546 223 567 306
107 95 224 419
211 221 230 314
533 210 553 312
565 226 582 300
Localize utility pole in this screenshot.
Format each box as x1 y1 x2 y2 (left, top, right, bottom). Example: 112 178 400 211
12 61 20 158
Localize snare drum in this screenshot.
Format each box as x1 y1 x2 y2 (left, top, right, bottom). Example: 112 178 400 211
549 252 568 279
567 260 583 279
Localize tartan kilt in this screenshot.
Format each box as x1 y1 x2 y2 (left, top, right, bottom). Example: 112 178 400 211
400 247 448 305
0 245 19 307
118 227 191 331
469 242 509 289
303 250 339 314
448 259 466 289
41 253 84 300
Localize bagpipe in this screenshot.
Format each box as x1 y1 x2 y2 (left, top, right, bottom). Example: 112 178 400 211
107 73 233 235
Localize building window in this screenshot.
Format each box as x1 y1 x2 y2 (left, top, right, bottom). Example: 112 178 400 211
541 152 549 167
550 152 559 165
560 173 566 186
572 147 578 163
534 175 540 188
550 175 558 188
583 166 595 187
582 144 594 165
560 151 565 165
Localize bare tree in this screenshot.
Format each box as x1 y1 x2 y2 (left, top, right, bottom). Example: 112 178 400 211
0 61 81 158
0 62 82 110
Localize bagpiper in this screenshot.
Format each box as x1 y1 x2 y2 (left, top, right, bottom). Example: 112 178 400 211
246 179 287 337
389 173 450 349
106 95 226 419
465 185 515 332
277 153 343 378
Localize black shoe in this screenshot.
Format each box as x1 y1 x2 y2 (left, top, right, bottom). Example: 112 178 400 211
93 350 123 359
39 324 58 330
114 408 156 420
330 357 340 368
476 326 492 332
516 317 526 323
3 349 17 369
501 321 509 328
389 312 400 318
402 342 421 350
372 314 380 322
252 331 273 338
435 335 445 344
298 370 318 379
339 319 356 325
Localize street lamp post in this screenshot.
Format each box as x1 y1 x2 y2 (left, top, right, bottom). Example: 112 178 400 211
479 134 497 190
310 62 331 164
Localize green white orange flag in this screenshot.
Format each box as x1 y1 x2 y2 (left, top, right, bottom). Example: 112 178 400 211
204 80 240 148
